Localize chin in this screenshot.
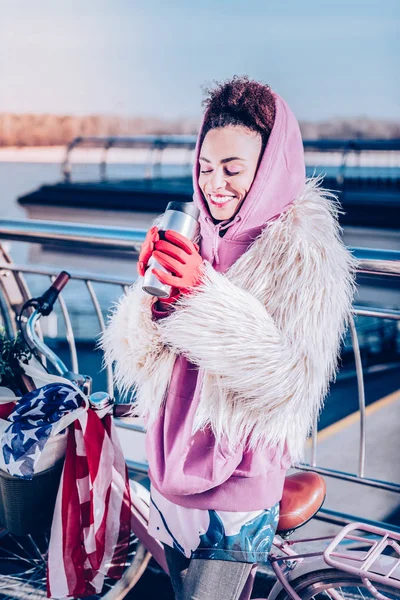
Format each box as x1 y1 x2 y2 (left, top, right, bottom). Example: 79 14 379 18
210 207 235 220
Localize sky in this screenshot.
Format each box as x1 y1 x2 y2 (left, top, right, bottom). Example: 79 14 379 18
0 0 399 121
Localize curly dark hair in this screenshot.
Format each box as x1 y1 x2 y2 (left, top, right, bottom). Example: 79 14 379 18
200 75 276 149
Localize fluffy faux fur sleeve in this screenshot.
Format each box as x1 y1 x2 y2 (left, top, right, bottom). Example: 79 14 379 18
159 265 296 406
158 181 358 459
100 276 176 415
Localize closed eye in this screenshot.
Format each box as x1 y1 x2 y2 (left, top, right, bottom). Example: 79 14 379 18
200 169 241 176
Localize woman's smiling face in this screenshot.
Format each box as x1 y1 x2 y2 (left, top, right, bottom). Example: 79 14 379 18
198 125 263 221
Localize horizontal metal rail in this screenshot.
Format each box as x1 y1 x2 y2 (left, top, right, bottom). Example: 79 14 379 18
0 261 133 286
302 139 400 152
298 464 400 494
61 135 400 182
64 134 198 152
63 135 400 155
0 218 399 276
314 508 400 535
0 218 146 252
354 247 400 276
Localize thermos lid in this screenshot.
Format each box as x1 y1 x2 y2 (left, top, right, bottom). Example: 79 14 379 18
165 201 200 221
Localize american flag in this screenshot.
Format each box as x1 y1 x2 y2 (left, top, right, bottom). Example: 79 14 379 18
2 383 84 479
0 381 131 598
47 409 132 598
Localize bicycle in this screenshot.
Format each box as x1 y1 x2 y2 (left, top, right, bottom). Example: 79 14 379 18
0 271 399 600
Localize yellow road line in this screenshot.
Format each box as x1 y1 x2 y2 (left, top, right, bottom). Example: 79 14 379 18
307 388 400 445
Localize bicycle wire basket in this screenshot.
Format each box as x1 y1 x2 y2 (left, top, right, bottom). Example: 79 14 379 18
0 458 64 536
0 407 68 537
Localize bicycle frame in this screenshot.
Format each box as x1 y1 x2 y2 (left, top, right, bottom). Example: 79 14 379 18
324 523 400 595
266 524 400 600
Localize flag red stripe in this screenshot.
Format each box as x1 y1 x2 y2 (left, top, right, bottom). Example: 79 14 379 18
48 409 131 598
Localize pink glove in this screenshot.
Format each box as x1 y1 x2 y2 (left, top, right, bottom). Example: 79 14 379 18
137 226 159 277
151 230 203 295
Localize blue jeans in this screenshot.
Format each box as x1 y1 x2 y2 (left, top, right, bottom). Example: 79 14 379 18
164 544 254 600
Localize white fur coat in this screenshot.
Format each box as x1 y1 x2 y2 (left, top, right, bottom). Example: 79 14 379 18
101 178 358 462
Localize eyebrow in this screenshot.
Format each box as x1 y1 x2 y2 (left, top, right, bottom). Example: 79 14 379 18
199 156 246 164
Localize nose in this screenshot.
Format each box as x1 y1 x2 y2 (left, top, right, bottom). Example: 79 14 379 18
208 168 227 191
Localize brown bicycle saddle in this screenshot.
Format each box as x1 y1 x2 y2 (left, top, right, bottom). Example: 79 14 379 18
277 471 326 534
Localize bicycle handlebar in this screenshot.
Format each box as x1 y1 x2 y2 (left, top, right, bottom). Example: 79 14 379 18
25 310 70 377
21 271 73 377
51 271 71 293
20 271 133 416
36 271 71 316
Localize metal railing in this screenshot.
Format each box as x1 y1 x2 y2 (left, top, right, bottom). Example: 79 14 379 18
61 135 400 183
0 218 399 529
62 135 198 182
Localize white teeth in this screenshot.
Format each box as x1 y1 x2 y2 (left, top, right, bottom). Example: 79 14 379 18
210 195 235 204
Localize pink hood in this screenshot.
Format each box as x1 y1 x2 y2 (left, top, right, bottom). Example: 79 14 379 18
192 92 306 271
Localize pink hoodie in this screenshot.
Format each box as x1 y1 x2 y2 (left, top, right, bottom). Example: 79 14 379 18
146 93 306 511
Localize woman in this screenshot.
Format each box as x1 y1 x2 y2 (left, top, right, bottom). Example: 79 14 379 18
102 76 357 600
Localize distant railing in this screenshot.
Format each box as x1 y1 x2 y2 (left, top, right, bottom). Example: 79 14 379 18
62 135 197 182
61 135 400 183
0 218 399 529
302 139 400 151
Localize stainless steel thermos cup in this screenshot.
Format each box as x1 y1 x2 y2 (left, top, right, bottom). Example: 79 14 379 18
142 201 200 298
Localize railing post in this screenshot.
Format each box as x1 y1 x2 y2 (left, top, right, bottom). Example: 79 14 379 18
349 316 367 478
